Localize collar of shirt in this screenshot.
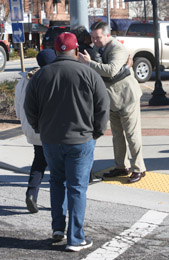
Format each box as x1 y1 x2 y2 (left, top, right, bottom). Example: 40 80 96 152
98 47 104 56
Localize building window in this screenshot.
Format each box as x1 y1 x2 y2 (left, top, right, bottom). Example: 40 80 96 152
100 0 106 8
65 2 69 13
41 2 45 11
110 0 114 8
53 3 57 14
116 0 120 9
65 0 69 14
93 0 97 8
65 4 68 14
122 0 125 9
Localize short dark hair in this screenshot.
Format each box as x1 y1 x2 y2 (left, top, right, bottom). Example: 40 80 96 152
71 26 90 44
90 21 110 35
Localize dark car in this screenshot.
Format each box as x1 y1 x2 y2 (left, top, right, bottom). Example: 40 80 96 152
42 25 70 49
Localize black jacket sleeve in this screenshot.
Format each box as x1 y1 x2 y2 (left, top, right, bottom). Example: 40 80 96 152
92 72 110 139
102 64 130 84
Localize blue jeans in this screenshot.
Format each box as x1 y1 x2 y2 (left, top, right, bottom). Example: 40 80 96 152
42 138 95 245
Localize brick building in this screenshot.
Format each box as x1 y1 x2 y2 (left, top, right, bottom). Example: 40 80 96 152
23 0 129 24
0 0 129 49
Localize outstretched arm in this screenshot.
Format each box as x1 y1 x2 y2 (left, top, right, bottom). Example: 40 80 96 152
103 55 133 84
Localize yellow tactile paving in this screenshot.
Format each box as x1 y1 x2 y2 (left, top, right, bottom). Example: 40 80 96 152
97 169 169 194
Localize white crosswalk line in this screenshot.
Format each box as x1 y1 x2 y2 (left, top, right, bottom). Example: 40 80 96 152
82 210 168 260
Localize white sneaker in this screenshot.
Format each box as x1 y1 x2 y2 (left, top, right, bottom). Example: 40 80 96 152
52 230 66 241
65 237 93 252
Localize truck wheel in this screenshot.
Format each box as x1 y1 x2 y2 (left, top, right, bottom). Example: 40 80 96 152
133 57 152 83
0 46 7 72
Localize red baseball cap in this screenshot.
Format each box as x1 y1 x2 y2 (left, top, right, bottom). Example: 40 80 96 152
54 32 78 52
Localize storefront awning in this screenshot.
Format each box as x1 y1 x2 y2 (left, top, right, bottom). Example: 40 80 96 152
89 16 132 32
111 19 132 31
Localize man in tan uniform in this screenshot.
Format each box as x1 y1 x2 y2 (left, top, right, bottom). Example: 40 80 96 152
79 21 146 183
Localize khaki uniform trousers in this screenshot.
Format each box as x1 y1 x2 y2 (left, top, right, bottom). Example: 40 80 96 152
110 100 146 173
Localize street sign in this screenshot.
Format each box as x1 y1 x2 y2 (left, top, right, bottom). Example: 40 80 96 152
32 23 39 31
9 0 24 21
12 23 25 43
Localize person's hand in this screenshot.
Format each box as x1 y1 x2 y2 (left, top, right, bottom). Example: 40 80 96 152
126 55 133 68
79 50 91 65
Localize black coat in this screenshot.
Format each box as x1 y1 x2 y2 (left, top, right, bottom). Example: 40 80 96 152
24 55 110 144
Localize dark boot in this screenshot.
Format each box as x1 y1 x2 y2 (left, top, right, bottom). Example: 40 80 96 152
26 170 43 213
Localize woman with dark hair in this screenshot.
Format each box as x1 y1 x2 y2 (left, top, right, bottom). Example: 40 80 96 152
71 25 102 63
15 49 56 213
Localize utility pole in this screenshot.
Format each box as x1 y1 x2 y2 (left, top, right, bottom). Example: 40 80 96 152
149 0 169 106
20 42 25 72
69 0 89 31
143 0 147 20
107 0 111 30
28 0 32 48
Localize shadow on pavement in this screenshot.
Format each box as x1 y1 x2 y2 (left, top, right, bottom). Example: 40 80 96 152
0 162 29 173
0 127 23 140
0 173 50 188
0 205 50 216
93 157 169 173
0 236 65 251
4 68 30 72
0 205 31 216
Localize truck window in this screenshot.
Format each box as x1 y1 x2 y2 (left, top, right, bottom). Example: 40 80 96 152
167 26 169 38
127 23 154 37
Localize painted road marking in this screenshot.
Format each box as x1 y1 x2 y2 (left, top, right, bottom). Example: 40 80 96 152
82 210 168 260
141 84 154 90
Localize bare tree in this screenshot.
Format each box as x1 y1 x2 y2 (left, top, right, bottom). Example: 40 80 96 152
158 0 169 20
129 0 169 20
0 0 10 39
0 0 10 23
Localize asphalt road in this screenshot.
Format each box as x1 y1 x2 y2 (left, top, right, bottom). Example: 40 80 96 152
0 58 38 83
1 171 169 260
1 58 169 84
0 59 169 260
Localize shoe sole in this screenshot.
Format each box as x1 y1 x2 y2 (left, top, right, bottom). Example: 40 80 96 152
26 198 38 213
65 241 93 252
90 177 103 183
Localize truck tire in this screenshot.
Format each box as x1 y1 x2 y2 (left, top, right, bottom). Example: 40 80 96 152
0 46 7 72
133 57 152 83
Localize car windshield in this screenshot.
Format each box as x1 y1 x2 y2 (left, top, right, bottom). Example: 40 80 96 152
45 26 70 41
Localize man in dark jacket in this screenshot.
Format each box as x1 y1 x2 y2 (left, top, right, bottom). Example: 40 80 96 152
24 32 109 252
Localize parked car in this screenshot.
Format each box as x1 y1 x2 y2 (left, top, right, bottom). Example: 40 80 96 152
41 25 70 49
116 21 169 83
0 39 9 72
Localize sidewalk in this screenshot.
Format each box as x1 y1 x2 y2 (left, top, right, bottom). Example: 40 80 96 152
0 82 169 215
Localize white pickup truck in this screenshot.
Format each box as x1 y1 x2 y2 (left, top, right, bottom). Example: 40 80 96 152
116 21 169 83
